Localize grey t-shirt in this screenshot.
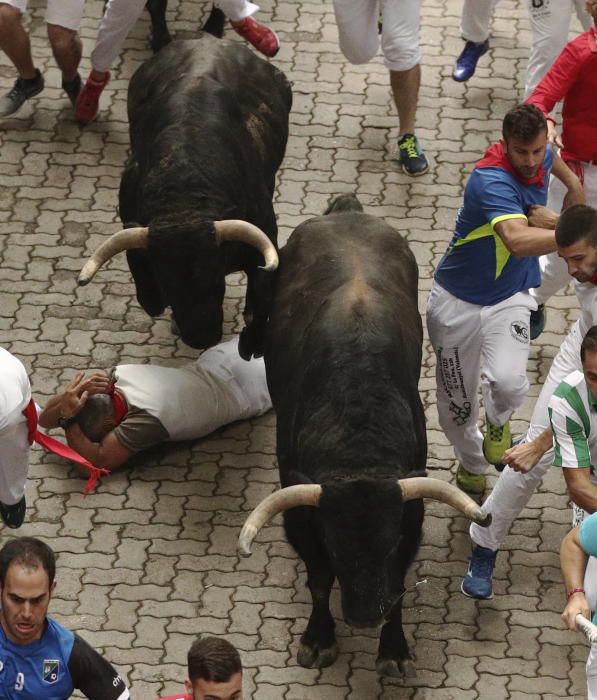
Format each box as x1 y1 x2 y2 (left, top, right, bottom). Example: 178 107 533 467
113 404 169 453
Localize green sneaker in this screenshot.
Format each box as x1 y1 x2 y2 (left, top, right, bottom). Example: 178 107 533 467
456 464 486 495
397 133 429 176
483 420 512 465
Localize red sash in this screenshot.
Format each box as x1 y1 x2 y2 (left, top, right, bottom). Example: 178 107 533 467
22 399 110 494
476 141 546 188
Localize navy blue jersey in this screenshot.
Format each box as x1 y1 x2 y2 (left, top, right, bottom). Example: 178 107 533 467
0 617 130 699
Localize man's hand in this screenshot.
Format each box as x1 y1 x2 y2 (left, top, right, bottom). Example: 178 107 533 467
501 441 543 473
562 186 586 211
527 204 559 230
547 119 563 149
60 372 91 419
80 372 111 397
562 592 590 631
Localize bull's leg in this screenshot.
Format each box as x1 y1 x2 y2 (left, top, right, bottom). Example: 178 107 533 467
376 601 416 679
145 0 172 52
284 511 338 668
239 267 273 359
202 5 226 38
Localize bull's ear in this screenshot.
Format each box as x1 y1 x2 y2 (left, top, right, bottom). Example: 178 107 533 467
287 470 314 486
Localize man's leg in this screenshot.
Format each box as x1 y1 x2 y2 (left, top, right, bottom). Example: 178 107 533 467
0 2 44 117
382 0 427 176
45 0 85 106
464 318 584 597
0 429 30 529
479 291 534 463
452 0 498 82
218 0 280 58
332 0 379 65
427 282 486 492
76 0 147 125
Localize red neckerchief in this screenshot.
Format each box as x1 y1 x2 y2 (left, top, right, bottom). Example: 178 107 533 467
108 383 128 425
22 399 110 494
476 141 546 188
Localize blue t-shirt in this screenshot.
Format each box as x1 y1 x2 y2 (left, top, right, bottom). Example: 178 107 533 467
0 617 130 699
434 145 552 305
580 513 597 624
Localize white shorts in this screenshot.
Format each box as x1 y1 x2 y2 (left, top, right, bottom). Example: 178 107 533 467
2 0 85 30
332 0 420 71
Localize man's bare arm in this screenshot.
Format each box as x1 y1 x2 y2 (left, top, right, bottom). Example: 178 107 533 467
564 468 597 515
560 527 590 631
63 425 133 470
494 217 557 257
501 428 553 473
39 372 111 429
551 151 585 209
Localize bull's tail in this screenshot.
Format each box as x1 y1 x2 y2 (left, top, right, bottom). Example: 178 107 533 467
324 193 363 214
203 5 226 38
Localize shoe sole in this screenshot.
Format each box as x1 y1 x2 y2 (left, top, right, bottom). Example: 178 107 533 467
400 163 429 177
460 580 493 600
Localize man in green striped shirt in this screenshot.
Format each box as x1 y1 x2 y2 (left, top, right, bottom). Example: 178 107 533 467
549 326 597 512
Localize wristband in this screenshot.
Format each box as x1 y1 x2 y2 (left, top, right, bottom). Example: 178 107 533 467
57 415 78 430
567 587 585 600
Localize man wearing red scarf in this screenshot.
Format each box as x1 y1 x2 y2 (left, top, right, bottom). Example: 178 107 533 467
38 338 270 475
427 103 584 500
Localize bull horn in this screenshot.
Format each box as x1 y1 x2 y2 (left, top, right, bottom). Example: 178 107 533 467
398 477 491 526
238 484 322 557
214 220 279 272
78 227 149 286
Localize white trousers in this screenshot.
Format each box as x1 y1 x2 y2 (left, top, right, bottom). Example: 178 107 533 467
0 422 30 506
459 0 591 96
332 0 420 71
531 163 597 305
470 318 584 550
427 282 535 475
91 0 259 72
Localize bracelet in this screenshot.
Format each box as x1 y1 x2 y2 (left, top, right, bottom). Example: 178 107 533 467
567 587 585 600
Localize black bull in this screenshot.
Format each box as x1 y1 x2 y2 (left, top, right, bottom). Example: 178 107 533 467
79 35 291 357
238 195 489 677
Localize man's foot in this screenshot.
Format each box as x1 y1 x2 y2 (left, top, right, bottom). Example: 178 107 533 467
232 17 280 58
461 544 497 599
456 464 486 495
62 73 82 108
397 134 429 177
0 70 44 117
452 40 490 82
75 72 110 125
0 495 26 529
483 420 512 465
494 433 524 473
530 304 546 340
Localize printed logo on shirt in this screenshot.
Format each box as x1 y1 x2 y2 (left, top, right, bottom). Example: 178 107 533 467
529 0 549 18
449 400 472 426
42 659 60 684
510 321 529 344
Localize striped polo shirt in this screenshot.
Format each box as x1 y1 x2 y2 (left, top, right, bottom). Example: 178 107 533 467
548 370 597 468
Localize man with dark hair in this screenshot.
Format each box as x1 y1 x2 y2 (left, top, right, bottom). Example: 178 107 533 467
38 338 270 480
156 636 242 700
0 536 131 699
427 103 584 497
460 205 597 599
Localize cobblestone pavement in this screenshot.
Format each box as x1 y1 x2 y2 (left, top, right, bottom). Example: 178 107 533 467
0 0 589 698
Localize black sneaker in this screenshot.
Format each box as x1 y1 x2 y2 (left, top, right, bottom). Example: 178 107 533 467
0 70 44 117
398 133 429 176
0 495 26 529
62 73 82 108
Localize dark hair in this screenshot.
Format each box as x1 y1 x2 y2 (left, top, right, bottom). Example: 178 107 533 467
0 537 56 588
581 327 597 364
76 394 114 442
502 104 547 143
555 204 597 249
188 636 242 684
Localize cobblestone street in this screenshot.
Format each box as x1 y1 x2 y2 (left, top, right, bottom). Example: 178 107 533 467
0 0 589 697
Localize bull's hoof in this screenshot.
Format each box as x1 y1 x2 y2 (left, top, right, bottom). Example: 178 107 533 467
376 658 417 679
297 642 338 669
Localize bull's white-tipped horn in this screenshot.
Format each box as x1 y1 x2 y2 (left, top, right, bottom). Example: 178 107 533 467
239 484 322 557
78 227 149 286
397 477 491 526
214 219 278 272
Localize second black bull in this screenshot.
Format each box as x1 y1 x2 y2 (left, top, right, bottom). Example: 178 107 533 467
79 34 291 356
239 195 490 677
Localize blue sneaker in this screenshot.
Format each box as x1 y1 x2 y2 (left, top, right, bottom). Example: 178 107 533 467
530 304 546 340
397 133 429 177
461 545 497 599
452 40 490 82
